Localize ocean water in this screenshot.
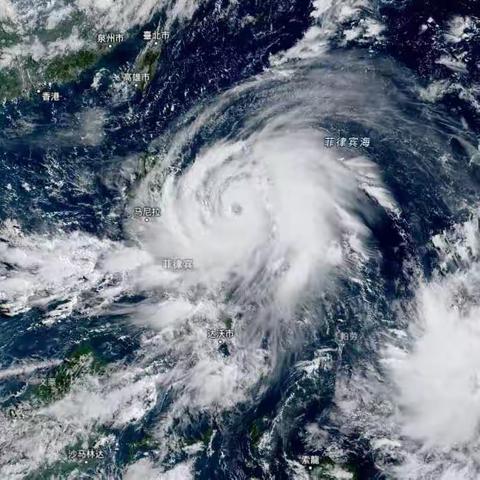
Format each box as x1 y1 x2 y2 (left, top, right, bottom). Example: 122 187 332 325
1 0 480 479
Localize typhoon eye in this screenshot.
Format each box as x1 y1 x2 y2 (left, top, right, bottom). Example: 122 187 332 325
230 202 243 216
0 0 479 479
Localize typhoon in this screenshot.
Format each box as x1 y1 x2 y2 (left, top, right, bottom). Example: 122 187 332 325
0 0 480 479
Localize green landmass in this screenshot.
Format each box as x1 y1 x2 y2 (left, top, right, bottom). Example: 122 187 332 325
35 11 87 44
141 48 160 79
44 49 99 83
34 343 105 403
0 68 23 100
0 48 100 102
25 440 105 480
249 418 267 447
312 458 358 480
0 22 21 47
127 431 160 461
0 10 100 101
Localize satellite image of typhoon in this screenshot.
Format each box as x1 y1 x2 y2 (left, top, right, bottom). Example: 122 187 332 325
1 0 480 479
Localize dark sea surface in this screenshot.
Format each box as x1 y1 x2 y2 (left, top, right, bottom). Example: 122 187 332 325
1 1 480 479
